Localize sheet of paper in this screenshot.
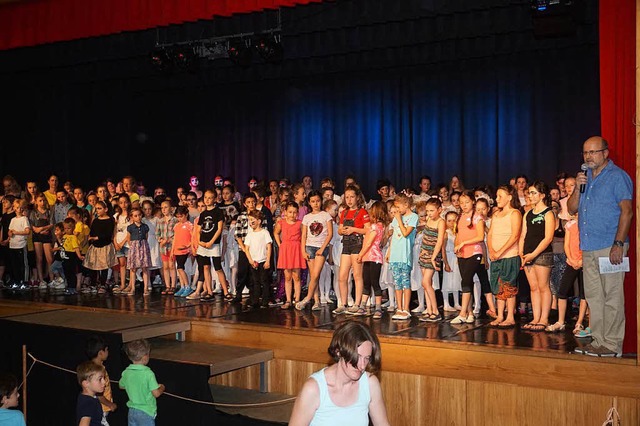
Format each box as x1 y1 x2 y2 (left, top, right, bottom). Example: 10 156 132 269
598 257 630 274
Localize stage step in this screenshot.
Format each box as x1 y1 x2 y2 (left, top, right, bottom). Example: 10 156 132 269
149 338 273 392
2 309 191 342
210 384 294 424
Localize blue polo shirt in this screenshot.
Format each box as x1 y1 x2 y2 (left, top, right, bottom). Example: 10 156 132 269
578 159 633 251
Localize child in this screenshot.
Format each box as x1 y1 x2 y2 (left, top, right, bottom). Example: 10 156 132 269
86 336 117 416
379 200 397 312
0 373 25 426
356 201 388 318
121 207 152 296
319 199 340 305
113 194 131 294
451 191 487 324
0 195 17 287
119 339 165 426
292 183 309 220
333 185 370 315
171 206 194 298
441 211 462 312
83 201 117 294
233 193 260 303
49 223 67 290
53 189 72 224
68 206 91 292
409 201 427 314
296 190 333 311
29 193 54 287
419 198 446 322
548 212 590 335
193 190 230 302
243 210 273 308
386 194 418 320
141 200 162 288
76 361 109 426
473 197 498 318
157 201 178 295
61 218 84 294
274 201 306 309
8 199 30 286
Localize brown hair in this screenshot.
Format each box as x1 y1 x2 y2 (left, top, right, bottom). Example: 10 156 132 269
248 209 265 222
76 361 105 385
328 321 382 374
124 339 150 362
368 201 389 226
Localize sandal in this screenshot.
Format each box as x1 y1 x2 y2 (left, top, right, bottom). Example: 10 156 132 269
530 323 547 332
522 322 536 330
224 293 234 301
161 288 169 295
545 322 566 333
575 326 592 338
498 321 516 329
281 302 291 310
167 288 175 295
295 299 310 311
489 319 502 327
486 309 498 319
572 323 584 335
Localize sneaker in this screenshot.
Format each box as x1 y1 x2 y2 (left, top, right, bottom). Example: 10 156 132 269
242 287 250 295
381 300 390 308
182 287 195 298
64 288 77 295
18 282 30 291
55 277 65 284
80 287 92 294
372 309 383 319
212 286 222 294
332 306 347 315
386 305 397 313
152 275 163 286
53 281 67 291
174 287 186 297
585 346 622 358
39 281 48 290
574 343 597 355
411 306 425 314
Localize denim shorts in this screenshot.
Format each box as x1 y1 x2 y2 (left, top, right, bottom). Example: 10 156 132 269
115 246 129 258
128 407 155 425
532 252 554 267
306 245 329 260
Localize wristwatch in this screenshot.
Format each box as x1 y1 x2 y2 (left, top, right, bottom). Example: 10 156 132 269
613 240 624 247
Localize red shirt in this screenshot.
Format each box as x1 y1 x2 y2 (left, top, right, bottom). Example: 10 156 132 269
339 208 370 229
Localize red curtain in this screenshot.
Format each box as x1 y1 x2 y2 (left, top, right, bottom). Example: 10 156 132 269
0 0 322 51
599 0 637 353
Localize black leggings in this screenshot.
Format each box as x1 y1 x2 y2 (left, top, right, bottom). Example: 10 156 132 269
236 251 250 295
558 266 584 300
362 262 382 297
62 254 78 289
9 247 26 283
458 255 490 294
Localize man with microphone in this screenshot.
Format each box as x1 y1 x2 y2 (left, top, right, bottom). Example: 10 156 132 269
567 136 633 357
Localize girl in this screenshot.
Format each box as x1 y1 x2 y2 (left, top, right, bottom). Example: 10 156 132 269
549 199 566 311
473 197 497 318
8 199 31 285
83 201 117 294
43 174 59 207
141 200 162 290
292 183 308 220
379 200 397 312
29 193 54 286
515 175 528 207
548 212 589 334
296 190 333 310
441 211 462 311
274 187 293 220
418 198 446 322
86 192 98 216
274 202 306 309
409 202 427 315
219 184 241 295
172 206 194 298
25 181 39 208
122 207 152 296
356 201 388 318
450 191 488 324
487 186 522 328
157 200 178 295
333 185 370 315
448 175 465 194
319 199 340 305
112 194 131 294
386 193 418 321
518 181 555 332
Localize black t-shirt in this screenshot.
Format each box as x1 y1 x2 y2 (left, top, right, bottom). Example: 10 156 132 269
76 393 108 426
1 211 16 241
523 207 553 255
90 217 115 248
218 202 241 229
198 207 224 244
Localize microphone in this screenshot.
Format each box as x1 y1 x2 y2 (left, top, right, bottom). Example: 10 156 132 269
579 163 589 194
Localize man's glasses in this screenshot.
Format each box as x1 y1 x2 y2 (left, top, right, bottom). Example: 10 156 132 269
582 148 606 156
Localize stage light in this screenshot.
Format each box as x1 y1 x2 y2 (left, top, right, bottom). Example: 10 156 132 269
228 39 253 68
150 48 170 71
531 0 550 11
172 45 196 71
254 35 283 64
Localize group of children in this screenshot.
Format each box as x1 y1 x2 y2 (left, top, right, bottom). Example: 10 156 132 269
1 173 588 335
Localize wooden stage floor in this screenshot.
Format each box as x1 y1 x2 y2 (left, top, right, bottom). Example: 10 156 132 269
1 285 627 360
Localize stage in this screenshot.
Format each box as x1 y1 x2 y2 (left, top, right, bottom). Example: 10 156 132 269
1 286 639 425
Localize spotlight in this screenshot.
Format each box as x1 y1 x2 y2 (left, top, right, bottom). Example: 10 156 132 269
531 0 551 11
254 35 283 64
228 39 253 68
150 48 170 70
171 45 197 71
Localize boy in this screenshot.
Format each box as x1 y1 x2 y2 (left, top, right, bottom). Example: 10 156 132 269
68 206 90 292
49 222 68 291
86 336 117 416
233 193 259 303
119 339 164 425
243 210 272 308
0 373 25 426
76 361 109 426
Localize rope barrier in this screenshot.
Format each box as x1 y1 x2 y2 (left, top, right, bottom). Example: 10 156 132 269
26 352 297 408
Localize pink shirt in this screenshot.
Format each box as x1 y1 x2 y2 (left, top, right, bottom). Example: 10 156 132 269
173 221 193 255
363 222 384 264
456 212 484 259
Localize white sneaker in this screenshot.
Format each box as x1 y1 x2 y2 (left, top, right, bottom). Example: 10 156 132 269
55 277 65 284
242 287 250 295
153 275 162 285
212 286 222 294
53 281 67 291
411 306 425 314
39 281 48 290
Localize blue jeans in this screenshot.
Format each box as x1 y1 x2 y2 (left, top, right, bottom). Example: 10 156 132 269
128 408 155 426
